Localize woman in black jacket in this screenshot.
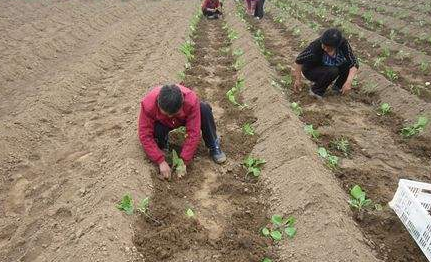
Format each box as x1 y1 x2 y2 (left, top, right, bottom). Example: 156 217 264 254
293 28 359 99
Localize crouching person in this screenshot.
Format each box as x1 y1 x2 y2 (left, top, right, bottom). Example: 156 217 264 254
293 28 359 99
138 84 226 180
202 0 223 19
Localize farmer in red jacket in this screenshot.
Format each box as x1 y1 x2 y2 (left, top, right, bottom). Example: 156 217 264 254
202 0 223 19
138 84 226 179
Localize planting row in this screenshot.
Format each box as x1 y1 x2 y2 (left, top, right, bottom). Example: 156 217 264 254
234 1 430 261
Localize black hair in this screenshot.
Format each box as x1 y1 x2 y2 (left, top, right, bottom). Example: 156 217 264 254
157 84 183 115
321 28 342 48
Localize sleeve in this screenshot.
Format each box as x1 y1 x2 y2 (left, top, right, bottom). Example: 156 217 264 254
138 104 165 164
295 43 314 65
180 99 202 164
344 40 359 69
201 0 209 10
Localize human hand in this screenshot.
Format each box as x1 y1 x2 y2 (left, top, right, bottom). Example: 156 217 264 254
158 161 171 180
293 79 302 92
176 164 187 179
341 81 352 95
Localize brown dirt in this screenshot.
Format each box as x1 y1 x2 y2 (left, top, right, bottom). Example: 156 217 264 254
245 4 430 261
133 17 274 262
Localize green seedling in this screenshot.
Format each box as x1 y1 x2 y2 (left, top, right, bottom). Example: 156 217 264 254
362 10 374 25
228 29 239 41
186 208 195 218
244 156 266 177
233 58 245 71
262 258 273 262
220 46 230 55
304 124 320 139
172 149 186 174
242 123 255 136
226 78 246 107
330 138 351 156
378 103 392 115
261 214 297 242
385 68 398 81
348 185 372 211
276 63 287 73
348 5 359 15
292 28 301 36
177 70 186 80
395 50 409 61
137 197 149 214
361 82 378 96
233 48 244 57
401 116 429 138
290 102 303 116
373 57 385 68
380 47 390 58
179 40 195 62
318 147 339 169
281 74 293 87
420 61 429 73
389 29 397 40
410 84 425 96
117 194 134 215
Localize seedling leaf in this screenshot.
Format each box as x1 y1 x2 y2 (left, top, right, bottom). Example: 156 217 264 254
186 208 195 218
270 230 282 241
137 197 149 214
271 215 283 226
318 147 328 158
172 150 186 174
262 227 270 236
285 226 297 238
117 194 134 215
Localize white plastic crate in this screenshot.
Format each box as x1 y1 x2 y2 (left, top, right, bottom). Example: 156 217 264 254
389 179 431 261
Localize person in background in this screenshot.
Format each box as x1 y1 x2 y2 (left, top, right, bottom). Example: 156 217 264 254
138 84 226 180
202 0 223 19
254 0 265 19
293 28 359 99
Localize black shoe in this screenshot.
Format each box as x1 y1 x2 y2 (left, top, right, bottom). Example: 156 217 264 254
209 138 226 164
332 84 342 95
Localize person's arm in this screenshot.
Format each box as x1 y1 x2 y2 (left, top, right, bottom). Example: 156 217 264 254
138 104 171 178
293 63 303 91
341 40 359 94
293 43 314 91
180 98 201 165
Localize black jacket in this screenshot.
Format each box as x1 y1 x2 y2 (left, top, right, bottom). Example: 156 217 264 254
295 37 359 70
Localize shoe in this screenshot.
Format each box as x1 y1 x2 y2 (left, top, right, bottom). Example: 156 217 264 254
332 84 342 95
308 89 323 99
209 138 226 164
207 15 215 19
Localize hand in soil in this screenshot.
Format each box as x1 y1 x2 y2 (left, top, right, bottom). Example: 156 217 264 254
176 165 187 179
158 161 172 180
342 81 352 95
293 79 302 92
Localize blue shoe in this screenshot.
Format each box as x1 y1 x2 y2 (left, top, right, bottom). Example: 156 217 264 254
209 138 226 164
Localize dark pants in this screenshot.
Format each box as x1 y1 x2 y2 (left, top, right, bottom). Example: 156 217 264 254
254 0 265 18
302 63 349 96
154 102 218 150
203 9 222 18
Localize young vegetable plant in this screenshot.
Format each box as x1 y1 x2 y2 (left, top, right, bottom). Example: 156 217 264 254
378 103 391 115
401 116 429 138
233 57 246 71
330 138 351 156
420 61 429 73
117 193 134 215
186 208 195 218
304 124 320 139
226 78 246 107
348 185 372 211
262 258 273 262
261 214 297 242
318 147 339 169
242 123 255 136
280 74 293 88
172 149 186 175
233 48 244 57
290 102 303 116
179 40 195 62
243 156 266 177
228 28 239 41
385 67 398 81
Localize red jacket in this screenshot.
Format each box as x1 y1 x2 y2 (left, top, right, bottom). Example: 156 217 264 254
138 85 201 165
202 0 220 10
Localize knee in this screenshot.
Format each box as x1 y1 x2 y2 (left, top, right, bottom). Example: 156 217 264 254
327 67 339 78
200 102 213 114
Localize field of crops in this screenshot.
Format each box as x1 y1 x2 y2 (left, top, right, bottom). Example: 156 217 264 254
0 0 430 261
